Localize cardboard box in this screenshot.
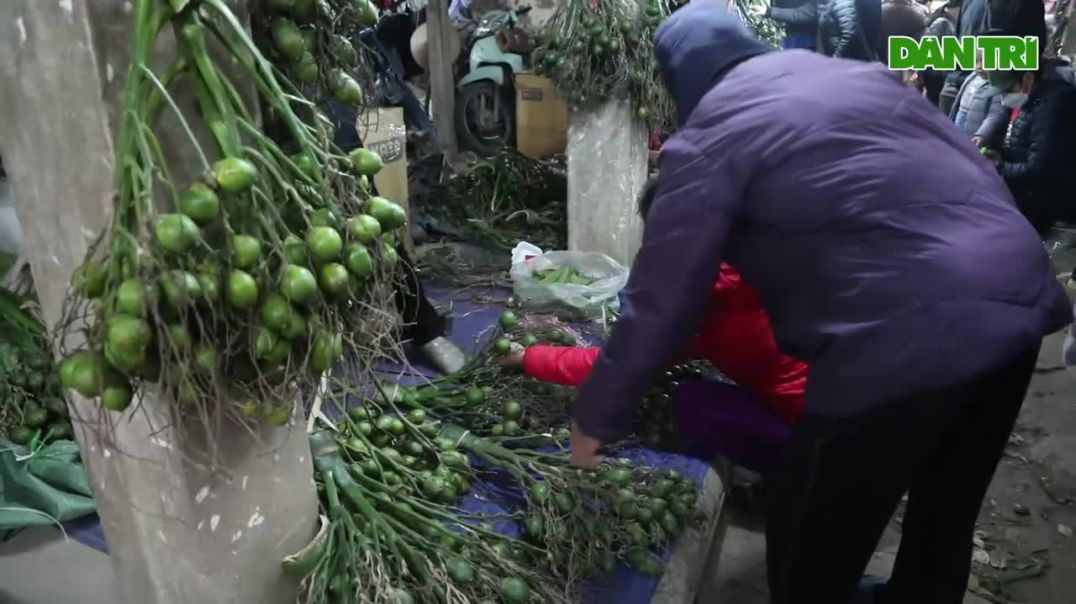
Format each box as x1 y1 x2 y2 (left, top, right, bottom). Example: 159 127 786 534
356 107 412 253
515 74 568 159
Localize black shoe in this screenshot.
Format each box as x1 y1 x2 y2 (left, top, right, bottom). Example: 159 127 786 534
730 466 766 509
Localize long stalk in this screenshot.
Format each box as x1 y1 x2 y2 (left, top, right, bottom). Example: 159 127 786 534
202 0 317 155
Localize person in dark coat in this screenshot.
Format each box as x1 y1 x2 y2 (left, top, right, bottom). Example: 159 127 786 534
566 4 1072 604
819 0 882 61
925 2 957 37
767 0 821 50
956 0 1046 41
877 0 928 64
919 0 960 105
991 65 1076 235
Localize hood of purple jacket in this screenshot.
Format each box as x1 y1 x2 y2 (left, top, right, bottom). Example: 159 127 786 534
654 4 773 127
572 50 1073 442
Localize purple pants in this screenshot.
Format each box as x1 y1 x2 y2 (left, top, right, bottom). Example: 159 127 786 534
669 379 792 474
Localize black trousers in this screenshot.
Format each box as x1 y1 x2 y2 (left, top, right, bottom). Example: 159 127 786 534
921 69 947 107
394 243 446 346
767 345 1040 604
1013 192 1068 237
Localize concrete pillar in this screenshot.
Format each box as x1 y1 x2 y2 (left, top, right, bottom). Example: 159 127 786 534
428 0 460 159
0 2 317 602
566 101 648 266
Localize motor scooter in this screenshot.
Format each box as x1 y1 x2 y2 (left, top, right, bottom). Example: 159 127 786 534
453 6 532 157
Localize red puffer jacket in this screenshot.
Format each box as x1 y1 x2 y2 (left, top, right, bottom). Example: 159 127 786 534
522 264 808 423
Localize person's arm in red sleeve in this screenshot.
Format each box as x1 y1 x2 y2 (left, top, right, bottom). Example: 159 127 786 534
521 345 602 388
522 338 705 388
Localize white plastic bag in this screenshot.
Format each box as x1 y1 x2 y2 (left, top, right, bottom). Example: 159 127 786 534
509 241 629 318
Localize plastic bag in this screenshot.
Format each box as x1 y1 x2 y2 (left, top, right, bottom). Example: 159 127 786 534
510 242 628 318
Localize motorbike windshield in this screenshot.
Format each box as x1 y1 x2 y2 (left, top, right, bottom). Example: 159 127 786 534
475 13 510 38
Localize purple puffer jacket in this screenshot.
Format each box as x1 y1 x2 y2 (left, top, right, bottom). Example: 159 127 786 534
573 5 1073 443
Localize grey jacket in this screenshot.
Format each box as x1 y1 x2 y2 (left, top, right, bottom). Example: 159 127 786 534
948 74 1008 147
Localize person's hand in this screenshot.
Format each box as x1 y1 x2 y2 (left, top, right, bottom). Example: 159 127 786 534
903 70 922 90
971 135 984 148
497 342 526 368
569 420 604 468
979 145 998 160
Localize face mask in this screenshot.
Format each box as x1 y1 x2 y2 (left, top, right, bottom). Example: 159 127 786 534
1001 92 1029 109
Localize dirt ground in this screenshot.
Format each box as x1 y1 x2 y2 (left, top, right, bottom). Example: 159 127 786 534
965 328 1076 603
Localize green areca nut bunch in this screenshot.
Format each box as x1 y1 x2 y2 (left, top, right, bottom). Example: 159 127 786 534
56 0 408 434
290 308 704 601
532 0 677 129
0 320 72 446
533 0 782 130
257 0 380 106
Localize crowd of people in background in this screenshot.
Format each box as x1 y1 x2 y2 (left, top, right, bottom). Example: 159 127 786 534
759 0 1076 237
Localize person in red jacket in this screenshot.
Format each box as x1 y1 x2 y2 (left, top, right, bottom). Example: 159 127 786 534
502 177 810 471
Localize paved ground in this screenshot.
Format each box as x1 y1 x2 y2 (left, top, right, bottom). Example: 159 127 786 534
0 527 118 603
711 330 1076 604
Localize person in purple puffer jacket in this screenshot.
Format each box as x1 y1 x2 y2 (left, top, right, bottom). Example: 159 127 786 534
566 4 1073 604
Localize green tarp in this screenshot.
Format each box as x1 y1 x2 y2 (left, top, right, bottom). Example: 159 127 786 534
0 438 95 536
